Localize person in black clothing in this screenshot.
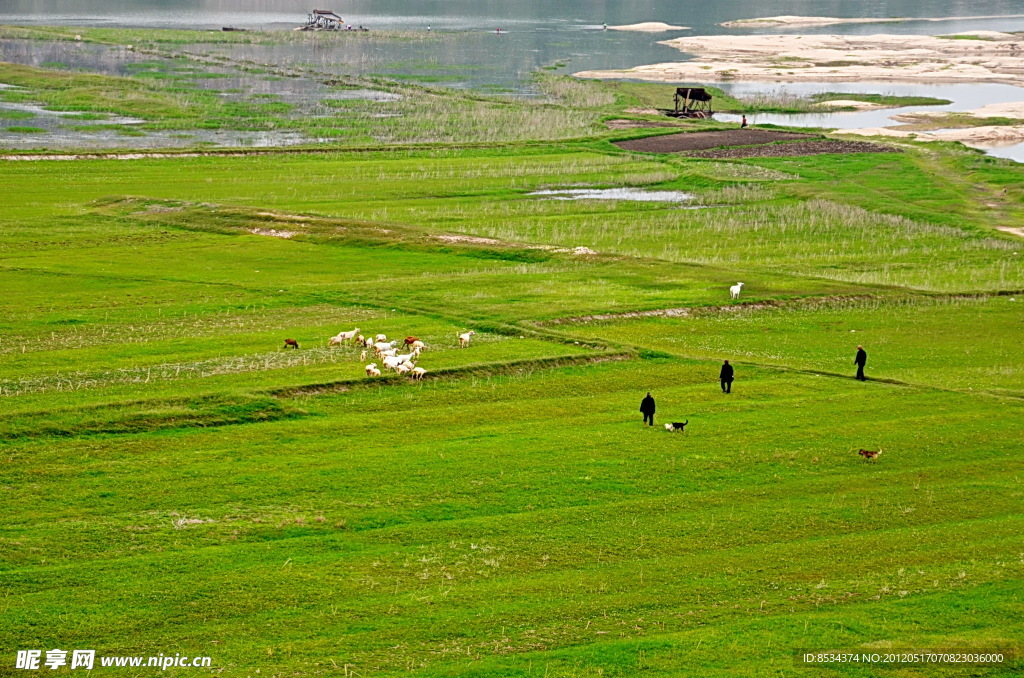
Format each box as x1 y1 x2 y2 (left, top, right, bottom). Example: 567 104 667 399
720 360 735 393
640 392 656 426
854 345 868 381
741 115 748 128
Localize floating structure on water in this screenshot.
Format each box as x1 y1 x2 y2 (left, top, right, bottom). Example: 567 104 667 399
298 9 344 31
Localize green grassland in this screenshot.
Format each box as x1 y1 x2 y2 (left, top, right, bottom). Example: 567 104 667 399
556 296 1024 395
1 27 1024 678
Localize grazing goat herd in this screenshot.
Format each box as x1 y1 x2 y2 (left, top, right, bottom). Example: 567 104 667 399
283 328 480 381
279 284 751 381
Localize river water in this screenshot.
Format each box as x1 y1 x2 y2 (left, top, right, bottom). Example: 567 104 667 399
7 1 1024 34
2 0 1024 159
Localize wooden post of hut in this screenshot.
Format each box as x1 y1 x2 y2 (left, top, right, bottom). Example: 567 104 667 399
671 87 713 119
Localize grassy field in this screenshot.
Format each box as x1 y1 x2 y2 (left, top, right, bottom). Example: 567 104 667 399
1 27 1023 678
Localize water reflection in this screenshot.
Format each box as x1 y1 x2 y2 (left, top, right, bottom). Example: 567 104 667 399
6 0 1024 35
712 82 1024 162
530 188 696 202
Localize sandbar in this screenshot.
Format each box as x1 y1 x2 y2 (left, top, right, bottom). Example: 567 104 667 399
843 125 1024 146
813 99 890 111
721 16 905 28
607 22 689 32
574 32 1024 86
891 101 1024 122
721 14 1024 28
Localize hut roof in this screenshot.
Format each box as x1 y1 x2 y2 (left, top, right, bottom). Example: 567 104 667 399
313 10 343 20
675 87 712 102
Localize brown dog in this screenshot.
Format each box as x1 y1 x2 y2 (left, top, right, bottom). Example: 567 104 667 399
858 448 881 462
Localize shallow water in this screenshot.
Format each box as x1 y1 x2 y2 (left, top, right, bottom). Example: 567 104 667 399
3 1 1024 158
712 82 1024 162
531 188 695 202
0 127 314 150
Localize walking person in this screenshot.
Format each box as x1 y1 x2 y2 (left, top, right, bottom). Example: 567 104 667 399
854 345 868 381
740 115 748 129
640 392 656 427
720 360 735 393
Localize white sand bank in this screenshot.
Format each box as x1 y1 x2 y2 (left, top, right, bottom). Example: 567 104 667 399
574 32 1024 86
892 101 1024 122
722 16 904 28
607 22 688 32
969 102 1024 118
813 100 889 110
721 14 1024 28
843 125 1024 145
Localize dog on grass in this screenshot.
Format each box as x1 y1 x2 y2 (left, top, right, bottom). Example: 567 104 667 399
664 421 689 433
858 448 882 462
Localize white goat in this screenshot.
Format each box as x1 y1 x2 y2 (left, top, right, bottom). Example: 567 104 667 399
364 336 375 348
410 367 427 380
382 355 402 371
330 328 359 346
359 350 367 362
373 342 396 357
365 363 381 377
409 340 425 351
458 330 476 348
730 282 745 300
395 364 411 375
375 333 387 342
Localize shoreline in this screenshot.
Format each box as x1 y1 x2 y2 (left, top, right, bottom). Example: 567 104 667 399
843 125 1024 145
720 14 1024 28
574 32 1024 88
607 22 689 33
